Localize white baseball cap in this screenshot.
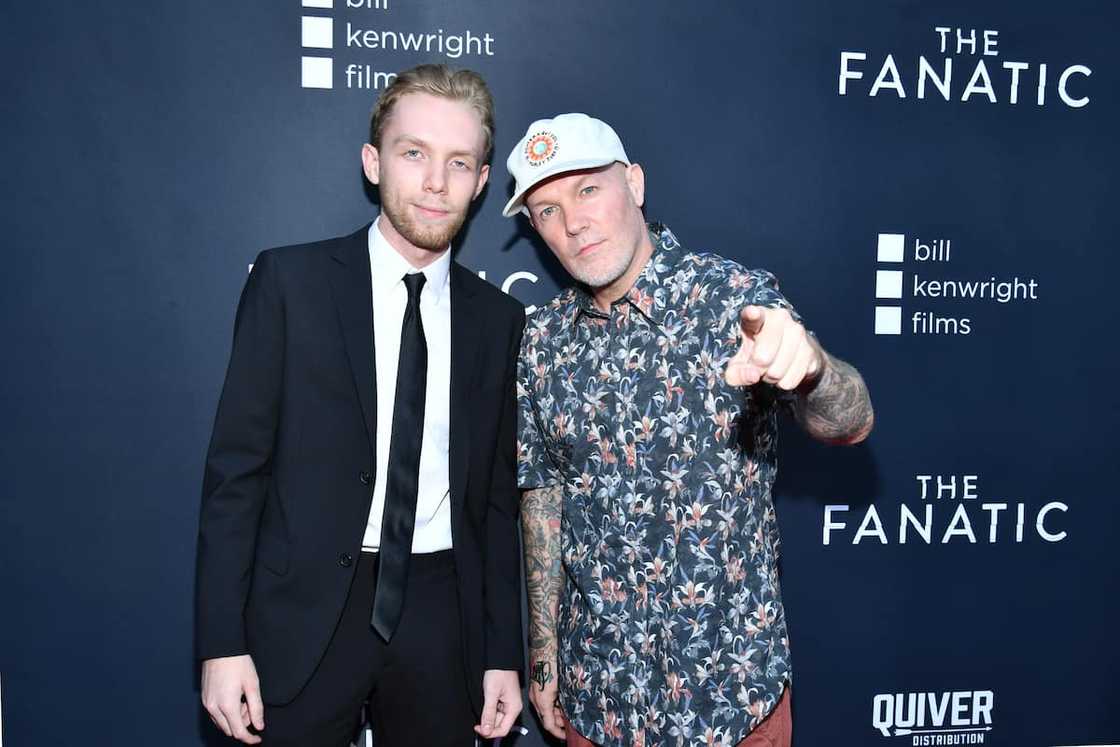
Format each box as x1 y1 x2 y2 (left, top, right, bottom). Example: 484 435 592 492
501 113 630 218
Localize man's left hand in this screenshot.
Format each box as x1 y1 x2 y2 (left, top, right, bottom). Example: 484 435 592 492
725 305 823 390
474 669 522 739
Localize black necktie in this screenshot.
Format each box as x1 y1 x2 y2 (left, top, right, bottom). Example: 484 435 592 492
371 272 427 642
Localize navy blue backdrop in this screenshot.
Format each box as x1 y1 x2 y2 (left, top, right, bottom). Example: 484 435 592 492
2 1 1118 745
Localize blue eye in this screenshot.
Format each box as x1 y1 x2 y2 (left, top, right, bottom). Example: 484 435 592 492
404 149 422 159
539 206 556 220
580 185 597 196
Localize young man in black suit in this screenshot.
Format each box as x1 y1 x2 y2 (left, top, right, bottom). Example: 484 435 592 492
196 64 524 746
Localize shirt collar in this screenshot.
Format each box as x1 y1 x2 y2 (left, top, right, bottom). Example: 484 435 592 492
368 216 451 302
570 222 685 328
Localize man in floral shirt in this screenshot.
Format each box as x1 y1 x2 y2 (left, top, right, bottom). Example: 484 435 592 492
506 114 875 747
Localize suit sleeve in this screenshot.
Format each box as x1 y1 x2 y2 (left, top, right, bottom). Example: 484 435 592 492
483 304 527 672
195 250 284 661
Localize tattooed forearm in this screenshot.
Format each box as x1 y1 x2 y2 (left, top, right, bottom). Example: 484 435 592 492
793 350 874 444
522 484 564 678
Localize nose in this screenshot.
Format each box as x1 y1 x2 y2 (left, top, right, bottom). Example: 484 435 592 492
423 163 448 194
563 205 588 237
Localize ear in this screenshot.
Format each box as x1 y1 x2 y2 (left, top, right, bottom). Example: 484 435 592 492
361 143 381 185
624 163 646 208
472 163 490 200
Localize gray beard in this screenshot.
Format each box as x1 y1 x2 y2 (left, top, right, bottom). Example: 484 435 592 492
570 247 635 290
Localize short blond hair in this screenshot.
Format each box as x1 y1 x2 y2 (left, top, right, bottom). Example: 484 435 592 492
369 64 495 161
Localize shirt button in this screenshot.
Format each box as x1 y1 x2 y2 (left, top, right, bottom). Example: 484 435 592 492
338 553 353 567
359 470 371 485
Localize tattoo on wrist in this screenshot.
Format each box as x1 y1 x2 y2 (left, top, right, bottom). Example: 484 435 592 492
790 350 874 442
530 660 554 689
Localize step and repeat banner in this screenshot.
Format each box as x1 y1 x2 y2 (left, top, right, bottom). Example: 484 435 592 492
2 1 1117 745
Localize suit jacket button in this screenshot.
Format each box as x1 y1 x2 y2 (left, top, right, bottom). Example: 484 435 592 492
359 471 371 485
338 553 353 567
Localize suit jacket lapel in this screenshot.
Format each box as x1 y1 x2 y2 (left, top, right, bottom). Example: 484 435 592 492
328 225 377 453
449 263 481 510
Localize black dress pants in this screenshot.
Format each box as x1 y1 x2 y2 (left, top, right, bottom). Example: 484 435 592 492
257 551 476 746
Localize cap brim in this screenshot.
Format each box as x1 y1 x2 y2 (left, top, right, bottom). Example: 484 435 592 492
501 156 628 218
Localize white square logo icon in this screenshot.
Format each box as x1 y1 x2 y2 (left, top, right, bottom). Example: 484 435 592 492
875 306 902 335
875 270 904 299
302 0 333 8
877 233 905 263
301 56 333 89
302 16 333 49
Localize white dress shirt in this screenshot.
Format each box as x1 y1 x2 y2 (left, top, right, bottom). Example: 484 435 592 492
361 217 453 553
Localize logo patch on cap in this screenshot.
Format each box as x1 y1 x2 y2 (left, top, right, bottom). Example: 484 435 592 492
524 132 558 166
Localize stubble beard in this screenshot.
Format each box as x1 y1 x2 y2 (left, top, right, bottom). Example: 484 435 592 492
570 242 637 291
381 190 468 253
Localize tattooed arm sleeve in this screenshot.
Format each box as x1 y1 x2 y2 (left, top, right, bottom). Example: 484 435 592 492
791 347 875 445
521 483 563 688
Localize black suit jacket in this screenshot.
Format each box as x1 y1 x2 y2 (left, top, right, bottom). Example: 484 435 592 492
195 224 525 711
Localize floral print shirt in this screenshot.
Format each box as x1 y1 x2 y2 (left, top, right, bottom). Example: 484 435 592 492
517 224 797 746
